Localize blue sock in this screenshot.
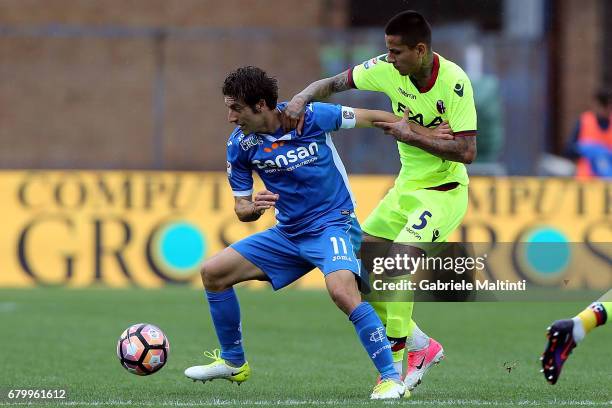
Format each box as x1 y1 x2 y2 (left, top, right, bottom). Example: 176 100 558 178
205 288 245 366
349 302 400 381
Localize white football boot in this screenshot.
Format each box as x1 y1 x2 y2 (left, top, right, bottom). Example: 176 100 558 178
370 378 409 399
184 349 250 384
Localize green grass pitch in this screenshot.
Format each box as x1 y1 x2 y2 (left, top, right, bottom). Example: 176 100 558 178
0 287 610 407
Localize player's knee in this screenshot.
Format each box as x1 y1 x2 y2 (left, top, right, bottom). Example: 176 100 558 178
328 284 360 315
200 260 226 291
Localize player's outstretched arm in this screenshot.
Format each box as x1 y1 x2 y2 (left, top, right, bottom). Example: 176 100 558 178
353 108 400 128
353 108 454 140
234 190 279 222
282 70 352 134
374 110 476 164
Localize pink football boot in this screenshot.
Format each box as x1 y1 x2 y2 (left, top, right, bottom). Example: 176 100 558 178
403 338 445 390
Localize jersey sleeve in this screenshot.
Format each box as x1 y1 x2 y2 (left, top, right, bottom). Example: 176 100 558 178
226 136 253 196
448 74 478 136
351 54 393 92
302 102 357 133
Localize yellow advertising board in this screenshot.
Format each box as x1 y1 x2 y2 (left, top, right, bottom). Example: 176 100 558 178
0 171 609 288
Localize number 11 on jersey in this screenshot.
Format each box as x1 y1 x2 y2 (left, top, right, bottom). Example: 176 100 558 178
330 236 348 255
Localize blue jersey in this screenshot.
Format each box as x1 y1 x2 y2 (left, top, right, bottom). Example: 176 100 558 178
226 102 357 235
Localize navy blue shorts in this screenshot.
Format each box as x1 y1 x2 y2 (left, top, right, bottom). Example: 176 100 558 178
231 216 362 290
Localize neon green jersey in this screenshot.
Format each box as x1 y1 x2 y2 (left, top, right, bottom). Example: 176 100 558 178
351 53 477 190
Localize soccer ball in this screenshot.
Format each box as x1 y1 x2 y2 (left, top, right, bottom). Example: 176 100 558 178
116 323 170 376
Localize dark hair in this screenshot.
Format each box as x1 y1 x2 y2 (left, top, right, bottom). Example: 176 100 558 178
595 87 612 107
222 66 278 110
385 10 431 48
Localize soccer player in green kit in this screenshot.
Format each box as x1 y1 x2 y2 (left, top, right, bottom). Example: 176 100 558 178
282 10 477 391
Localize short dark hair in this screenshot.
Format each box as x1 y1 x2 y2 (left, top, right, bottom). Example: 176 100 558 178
222 66 278 110
385 10 431 48
595 87 612 107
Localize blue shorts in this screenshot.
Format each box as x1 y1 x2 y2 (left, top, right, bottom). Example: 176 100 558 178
231 216 362 290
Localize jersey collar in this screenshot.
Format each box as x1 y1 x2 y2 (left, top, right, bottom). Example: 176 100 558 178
410 53 440 93
258 122 293 142
256 102 293 142
261 132 293 142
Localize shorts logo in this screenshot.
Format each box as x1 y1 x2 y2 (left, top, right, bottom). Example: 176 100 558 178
332 255 353 262
436 100 446 114
405 228 422 240
432 229 440 241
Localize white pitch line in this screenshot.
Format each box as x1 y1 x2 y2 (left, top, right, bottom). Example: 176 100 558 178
0 399 610 406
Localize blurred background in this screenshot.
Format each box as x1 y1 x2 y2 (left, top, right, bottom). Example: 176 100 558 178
0 0 610 289
1 0 610 175
0 4 610 403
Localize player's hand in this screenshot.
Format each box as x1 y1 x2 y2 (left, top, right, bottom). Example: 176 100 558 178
430 121 454 140
373 108 415 144
252 190 279 214
282 95 307 135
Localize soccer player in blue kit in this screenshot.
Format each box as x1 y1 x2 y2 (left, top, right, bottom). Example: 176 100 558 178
184 66 447 399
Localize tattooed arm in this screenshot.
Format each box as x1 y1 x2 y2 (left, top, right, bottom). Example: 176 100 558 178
399 131 477 163
291 70 352 105
373 110 477 164
281 70 352 134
